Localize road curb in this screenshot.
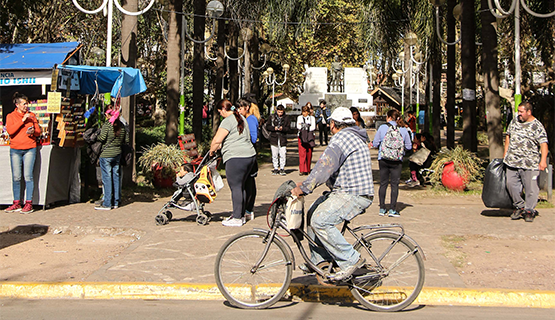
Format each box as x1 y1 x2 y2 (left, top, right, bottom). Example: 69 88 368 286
1 282 554 308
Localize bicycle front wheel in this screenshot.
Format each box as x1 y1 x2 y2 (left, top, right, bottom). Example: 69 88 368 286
214 230 293 309
351 232 425 312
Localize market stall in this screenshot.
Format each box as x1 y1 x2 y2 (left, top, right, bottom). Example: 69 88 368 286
0 43 146 208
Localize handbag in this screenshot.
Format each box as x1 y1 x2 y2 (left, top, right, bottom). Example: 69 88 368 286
300 117 316 148
120 143 134 167
409 146 431 166
285 195 304 230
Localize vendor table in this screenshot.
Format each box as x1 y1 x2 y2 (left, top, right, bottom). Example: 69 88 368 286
0 145 80 208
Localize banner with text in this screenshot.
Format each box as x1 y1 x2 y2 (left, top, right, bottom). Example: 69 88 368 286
0 70 53 86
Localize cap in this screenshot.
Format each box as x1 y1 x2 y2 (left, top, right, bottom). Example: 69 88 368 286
329 107 355 124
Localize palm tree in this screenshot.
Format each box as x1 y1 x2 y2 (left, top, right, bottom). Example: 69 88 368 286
165 0 182 144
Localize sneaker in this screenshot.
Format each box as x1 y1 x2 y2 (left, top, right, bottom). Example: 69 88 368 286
226 215 247 224
222 218 244 227
279 169 286 176
21 201 34 214
524 209 535 223
510 208 523 220
272 169 279 176
5 201 22 213
245 211 255 221
298 263 317 274
407 180 420 187
331 257 366 281
379 208 387 216
95 204 112 210
404 179 413 184
388 209 401 217
112 205 119 209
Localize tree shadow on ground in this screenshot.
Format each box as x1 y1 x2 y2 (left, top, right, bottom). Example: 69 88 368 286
0 225 49 250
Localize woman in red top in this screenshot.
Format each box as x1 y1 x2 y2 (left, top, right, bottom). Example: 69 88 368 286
4 92 41 213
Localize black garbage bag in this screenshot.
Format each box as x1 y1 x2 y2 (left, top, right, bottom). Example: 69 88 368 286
482 158 513 208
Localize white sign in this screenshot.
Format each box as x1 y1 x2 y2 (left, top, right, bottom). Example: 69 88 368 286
462 88 475 101
303 67 328 94
344 68 366 94
0 70 53 86
58 69 80 90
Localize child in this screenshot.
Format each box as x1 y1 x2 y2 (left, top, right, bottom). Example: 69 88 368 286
176 163 195 186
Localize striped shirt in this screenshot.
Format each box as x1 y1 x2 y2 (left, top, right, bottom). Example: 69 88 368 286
98 121 128 158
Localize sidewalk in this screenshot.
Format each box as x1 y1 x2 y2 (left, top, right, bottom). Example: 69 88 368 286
1 137 554 309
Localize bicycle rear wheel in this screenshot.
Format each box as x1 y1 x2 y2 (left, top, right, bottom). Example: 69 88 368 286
214 230 293 309
351 232 425 312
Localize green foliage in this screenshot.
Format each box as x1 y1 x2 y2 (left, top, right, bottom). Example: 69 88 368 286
136 125 166 152
477 131 489 146
428 146 485 188
137 143 187 179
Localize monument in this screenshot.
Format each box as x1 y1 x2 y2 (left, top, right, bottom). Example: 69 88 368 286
298 56 373 112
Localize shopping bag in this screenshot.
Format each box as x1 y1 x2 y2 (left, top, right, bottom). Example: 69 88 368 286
409 146 431 166
482 158 513 208
285 195 304 230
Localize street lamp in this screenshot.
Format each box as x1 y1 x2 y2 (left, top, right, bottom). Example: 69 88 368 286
263 64 289 115
392 51 410 115
487 0 555 112
72 0 156 67
91 46 105 66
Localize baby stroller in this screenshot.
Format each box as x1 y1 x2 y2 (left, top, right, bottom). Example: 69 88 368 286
155 153 221 226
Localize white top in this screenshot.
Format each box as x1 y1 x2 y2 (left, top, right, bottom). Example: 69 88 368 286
297 115 316 135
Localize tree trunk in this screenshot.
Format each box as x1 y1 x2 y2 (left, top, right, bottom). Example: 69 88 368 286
243 35 251 95
251 34 261 102
213 17 226 135
461 0 477 152
229 23 239 103
481 0 503 160
193 0 205 142
120 0 137 185
446 0 456 149
432 37 442 148
165 0 182 144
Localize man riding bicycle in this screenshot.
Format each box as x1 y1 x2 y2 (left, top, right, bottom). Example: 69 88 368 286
291 107 374 281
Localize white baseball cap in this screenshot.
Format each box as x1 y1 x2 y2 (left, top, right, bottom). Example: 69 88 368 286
329 107 355 124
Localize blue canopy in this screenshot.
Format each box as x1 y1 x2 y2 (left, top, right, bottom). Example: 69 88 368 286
57 65 147 98
0 42 80 70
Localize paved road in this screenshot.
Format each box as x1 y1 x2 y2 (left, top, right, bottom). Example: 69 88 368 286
1 299 554 320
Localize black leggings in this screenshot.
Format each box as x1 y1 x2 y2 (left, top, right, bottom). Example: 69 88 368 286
378 159 402 211
225 156 256 219
245 160 258 212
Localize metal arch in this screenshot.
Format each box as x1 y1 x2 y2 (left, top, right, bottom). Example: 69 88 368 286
204 45 218 61
520 0 555 18
224 43 245 61
184 18 217 44
251 54 267 70
72 0 108 14
435 7 460 46
113 0 156 16
490 0 517 17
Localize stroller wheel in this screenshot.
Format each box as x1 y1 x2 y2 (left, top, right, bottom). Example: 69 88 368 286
196 213 209 226
204 211 212 221
164 210 173 221
155 214 169 226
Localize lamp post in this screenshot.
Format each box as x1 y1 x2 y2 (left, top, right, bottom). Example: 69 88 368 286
72 0 156 67
488 0 555 112
263 64 289 115
406 32 427 132
392 72 405 115
392 51 410 115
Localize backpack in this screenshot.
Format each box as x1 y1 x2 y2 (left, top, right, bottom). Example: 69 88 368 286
261 122 271 140
194 166 217 204
380 123 404 161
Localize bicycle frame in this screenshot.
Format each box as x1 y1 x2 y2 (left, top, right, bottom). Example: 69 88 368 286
252 200 425 282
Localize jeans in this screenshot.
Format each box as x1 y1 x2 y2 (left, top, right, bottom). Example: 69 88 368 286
306 192 373 270
99 155 121 207
271 140 286 170
318 122 328 145
10 147 37 201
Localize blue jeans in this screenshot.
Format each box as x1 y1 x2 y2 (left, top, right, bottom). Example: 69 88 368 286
10 147 37 201
99 155 121 207
307 192 373 270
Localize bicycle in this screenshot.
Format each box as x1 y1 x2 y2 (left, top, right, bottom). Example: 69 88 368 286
214 194 426 311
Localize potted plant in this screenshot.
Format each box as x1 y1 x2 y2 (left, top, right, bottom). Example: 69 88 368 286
138 143 188 188
428 146 484 191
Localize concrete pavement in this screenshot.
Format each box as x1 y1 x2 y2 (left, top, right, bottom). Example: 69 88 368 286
1 135 554 309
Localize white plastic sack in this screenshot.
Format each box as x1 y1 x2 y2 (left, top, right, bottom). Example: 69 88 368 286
208 162 224 192
285 195 304 230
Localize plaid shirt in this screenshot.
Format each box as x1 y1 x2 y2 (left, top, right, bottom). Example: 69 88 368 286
300 126 374 196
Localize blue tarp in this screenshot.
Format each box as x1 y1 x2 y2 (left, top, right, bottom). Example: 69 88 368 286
57 65 147 98
0 42 80 70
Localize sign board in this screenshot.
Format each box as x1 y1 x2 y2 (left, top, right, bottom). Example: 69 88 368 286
303 67 328 94
0 70 53 86
58 69 80 90
47 92 62 113
344 68 366 94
